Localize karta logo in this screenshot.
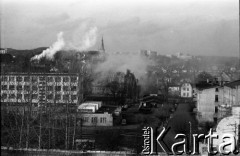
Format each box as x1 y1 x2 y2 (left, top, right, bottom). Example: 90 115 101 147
142 126 239 155
142 127 154 155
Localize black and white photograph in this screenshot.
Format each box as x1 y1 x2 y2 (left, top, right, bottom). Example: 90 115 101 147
0 0 240 155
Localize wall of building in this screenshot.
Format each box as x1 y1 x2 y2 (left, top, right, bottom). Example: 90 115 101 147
168 86 180 96
0 73 80 107
180 83 192 98
223 85 240 107
78 102 102 113
197 87 222 122
80 113 113 126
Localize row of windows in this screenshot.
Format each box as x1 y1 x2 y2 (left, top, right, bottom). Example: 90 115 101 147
83 117 107 123
182 92 190 97
1 85 38 91
48 86 77 91
1 94 38 99
1 76 78 83
1 85 77 91
1 94 77 100
182 87 190 91
47 94 77 100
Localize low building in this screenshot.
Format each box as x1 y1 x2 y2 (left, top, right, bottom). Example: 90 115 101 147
0 48 7 54
77 102 121 126
168 85 180 96
77 101 102 113
213 106 240 151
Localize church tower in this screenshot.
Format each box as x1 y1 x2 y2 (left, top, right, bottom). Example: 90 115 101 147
99 36 105 53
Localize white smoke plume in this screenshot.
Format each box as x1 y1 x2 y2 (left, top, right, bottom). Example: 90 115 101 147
94 53 155 89
94 53 151 78
67 27 98 51
31 25 98 61
31 32 65 61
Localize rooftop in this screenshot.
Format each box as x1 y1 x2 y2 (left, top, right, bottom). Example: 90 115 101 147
225 80 240 88
195 83 219 90
95 105 118 114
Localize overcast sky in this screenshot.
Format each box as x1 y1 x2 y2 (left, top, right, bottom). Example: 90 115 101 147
0 0 239 56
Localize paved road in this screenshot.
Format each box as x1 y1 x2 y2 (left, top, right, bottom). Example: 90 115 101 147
156 102 197 152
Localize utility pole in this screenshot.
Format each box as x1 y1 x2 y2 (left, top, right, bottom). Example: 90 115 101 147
65 79 69 150
239 0 240 78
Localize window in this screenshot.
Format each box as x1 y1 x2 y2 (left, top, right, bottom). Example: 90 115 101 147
55 94 61 100
215 106 218 113
47 86 53 91
16 76 23 82
17 94 22 99
3 76 8 81
71 95 77 100
183 87 186 91
100 117 106 123
9 94 15 99
1 85 7 90
215 88 219 92
47 94 53 100
63 86 69 91
1 93 7 99
32 77 38 82
91 117 97 123
183 93 186 97
47 77 53 82
17 85 23 91
83 117 89 122
24 94 30 99
55 77 61 82
32 85 38 91
187 88 189 91
55 86 61 91
63 95 69 100
71 86 77 91
9 76 15 81
71 77 77 82
187 93 189 97
63 77 69 82
24 85 30 91
215 95 218 102
32 94 38 99
9 85 15 90
24 77 30 82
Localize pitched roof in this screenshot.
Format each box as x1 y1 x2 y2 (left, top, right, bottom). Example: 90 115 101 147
224 80 240 88
195 83 219 90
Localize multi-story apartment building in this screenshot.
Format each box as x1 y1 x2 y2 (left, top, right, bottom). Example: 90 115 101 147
222 80 240 107
196 80 240 123
196 85 222 123
1 73 81 113
218 80 240 119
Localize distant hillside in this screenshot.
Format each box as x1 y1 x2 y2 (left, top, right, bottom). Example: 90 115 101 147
5 47 48 57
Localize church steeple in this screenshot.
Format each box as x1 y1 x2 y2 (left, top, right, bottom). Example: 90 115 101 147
99 36 105 53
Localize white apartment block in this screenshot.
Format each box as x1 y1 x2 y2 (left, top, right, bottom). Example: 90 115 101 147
0 73 80 108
